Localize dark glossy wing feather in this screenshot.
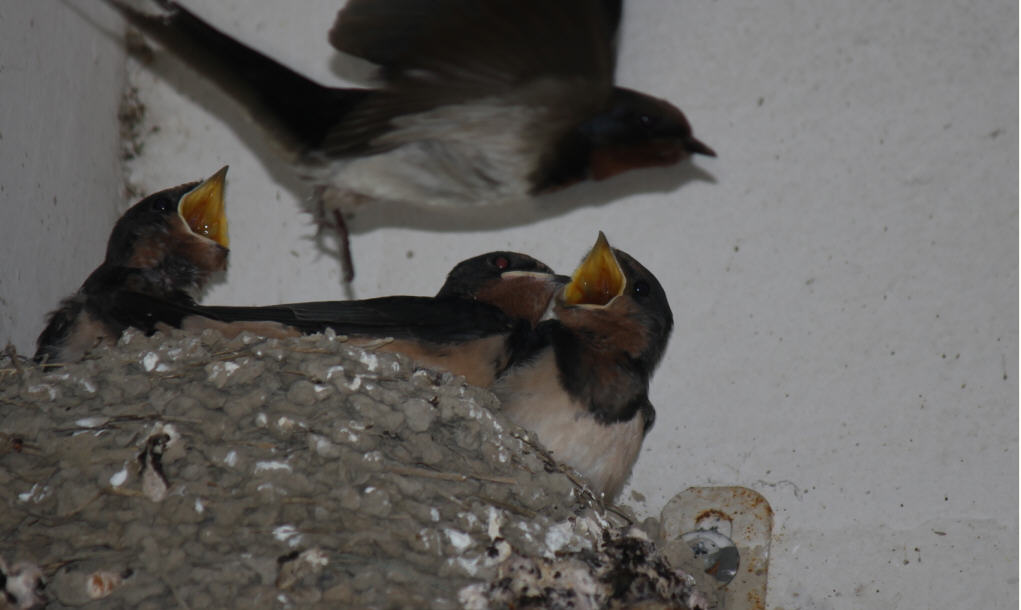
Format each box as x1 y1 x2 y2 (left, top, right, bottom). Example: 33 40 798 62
110 292 517 345
319 0 618 157
329 0 616 87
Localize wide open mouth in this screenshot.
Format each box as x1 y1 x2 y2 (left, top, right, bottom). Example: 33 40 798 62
562 232 625 307
179 166 229 247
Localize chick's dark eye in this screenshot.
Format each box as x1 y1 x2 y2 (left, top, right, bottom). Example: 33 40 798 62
638 114 654 129
633 280 650 297
153 197 174 213
493 255 510 270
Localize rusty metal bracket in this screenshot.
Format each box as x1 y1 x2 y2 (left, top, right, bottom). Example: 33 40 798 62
659 486 773 609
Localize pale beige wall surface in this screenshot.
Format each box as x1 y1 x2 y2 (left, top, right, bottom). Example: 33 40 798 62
3 1 1017 607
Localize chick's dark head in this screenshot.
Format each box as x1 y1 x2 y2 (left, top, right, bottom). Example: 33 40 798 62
438 251 568 325
558 232 673 372
103 167 230 294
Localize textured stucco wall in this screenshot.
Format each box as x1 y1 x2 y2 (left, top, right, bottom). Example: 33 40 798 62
4 1 1018 607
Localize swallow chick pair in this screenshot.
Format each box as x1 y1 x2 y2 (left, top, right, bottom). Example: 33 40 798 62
223 232 673 501
106 0 713 280
151 233 670 501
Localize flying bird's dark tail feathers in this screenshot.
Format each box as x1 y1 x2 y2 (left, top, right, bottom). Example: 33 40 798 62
107 0 369 153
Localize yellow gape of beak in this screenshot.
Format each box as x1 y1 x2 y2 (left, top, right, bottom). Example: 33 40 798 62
563 232 626 306
179 166 229 247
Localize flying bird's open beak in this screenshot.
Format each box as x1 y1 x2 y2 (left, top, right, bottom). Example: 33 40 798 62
563 231 626 307
179 166 230 248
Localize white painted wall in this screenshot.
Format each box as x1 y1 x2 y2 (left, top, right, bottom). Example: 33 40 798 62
0 1 126 356
5 1 1018 607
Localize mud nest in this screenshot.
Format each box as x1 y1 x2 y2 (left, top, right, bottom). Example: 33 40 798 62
0 330 715 609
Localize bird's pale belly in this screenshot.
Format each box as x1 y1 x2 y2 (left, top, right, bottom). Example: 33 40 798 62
495 351 646 500
314 103 544 209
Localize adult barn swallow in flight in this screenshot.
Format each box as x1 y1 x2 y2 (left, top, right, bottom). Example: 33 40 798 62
33 168 231 364
493 232 673 500
109 252 567 387
105 0 714 280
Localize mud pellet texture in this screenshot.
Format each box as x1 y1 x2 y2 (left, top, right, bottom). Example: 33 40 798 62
1 330 712 609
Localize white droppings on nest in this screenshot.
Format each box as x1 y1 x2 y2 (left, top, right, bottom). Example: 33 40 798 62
430 508 440 522
17 483 50 504
194 498 205 514
205 359 241 385
460 522 712 609
486 507 504 541
141 352 159 372
625 525 650 541
356 351 379 372
458 584 489 610
255 412 268 427
345 375 362 391
335 426 360 443
253 343 286 361
118 328 142 346
75 416 108 428
150 422 181 449
444 529 472 552
455 555 483 576
50 372 97 394
485 540 512 568
302 548 328 567
223 450 239 467
458 511 480 530
178 336 202 351
275 415 300 431
543 520 590 558
273 525 303 548
362 451 382 463
109 468 128 488
140 349 174 372
26 383 58 401
310 434 339 458
254 460 292 474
